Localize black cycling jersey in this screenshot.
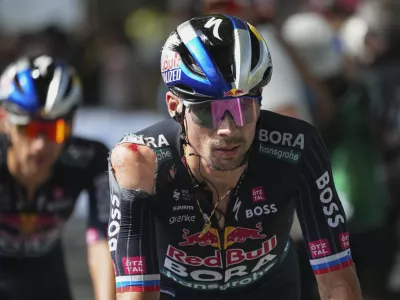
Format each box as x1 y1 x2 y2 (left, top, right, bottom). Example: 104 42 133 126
108 110 353 299
0 134 110 299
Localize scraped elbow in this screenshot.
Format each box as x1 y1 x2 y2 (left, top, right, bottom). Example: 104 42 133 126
110 143 157 194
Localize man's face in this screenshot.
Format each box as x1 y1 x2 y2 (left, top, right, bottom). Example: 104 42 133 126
184 104 259 171
6 118 70 175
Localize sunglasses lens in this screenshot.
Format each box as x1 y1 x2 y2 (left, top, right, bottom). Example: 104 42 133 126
17 119 71 144
188 97 259 129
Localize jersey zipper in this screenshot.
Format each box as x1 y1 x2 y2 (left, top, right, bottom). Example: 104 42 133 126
217 225 226 283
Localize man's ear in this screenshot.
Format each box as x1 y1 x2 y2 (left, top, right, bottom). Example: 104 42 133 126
166 91 183 118
0 107 8 133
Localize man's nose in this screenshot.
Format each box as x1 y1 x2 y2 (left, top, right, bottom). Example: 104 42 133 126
216 112 238 136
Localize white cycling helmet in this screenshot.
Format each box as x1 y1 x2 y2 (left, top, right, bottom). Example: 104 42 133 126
0 55 82 124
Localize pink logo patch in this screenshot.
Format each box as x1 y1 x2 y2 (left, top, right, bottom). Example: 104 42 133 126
339 232 350 250
85 228 99 245
251 187 265 203
122 256 146 275
309 239 332 259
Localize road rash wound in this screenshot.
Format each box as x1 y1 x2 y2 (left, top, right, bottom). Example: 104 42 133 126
128 144 138 153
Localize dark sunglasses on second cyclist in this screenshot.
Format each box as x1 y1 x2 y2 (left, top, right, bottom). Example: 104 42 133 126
15 119 72 144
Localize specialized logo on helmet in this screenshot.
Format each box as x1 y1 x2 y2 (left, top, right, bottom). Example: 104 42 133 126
33 55 53 76
224 88 245 97
204 17 223 41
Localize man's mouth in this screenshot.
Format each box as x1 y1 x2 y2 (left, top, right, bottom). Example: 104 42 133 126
215 145 239 151
214 145 240 156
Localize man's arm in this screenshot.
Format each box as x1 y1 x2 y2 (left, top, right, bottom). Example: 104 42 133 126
88 240 116 300
109 142 159 300
86 142 117 300
295 127 363 300
316 266 362 300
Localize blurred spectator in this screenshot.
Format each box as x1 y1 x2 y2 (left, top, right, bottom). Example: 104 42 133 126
357 2 400 296
0 33 19 71
15 26 72 61
72 28 102 107
255 1 313 122
282 11 395 300
303 0 362 30
95 23 138 110
359 0 400 204
202 0 259 23
282 12 342 80
338 15 369 65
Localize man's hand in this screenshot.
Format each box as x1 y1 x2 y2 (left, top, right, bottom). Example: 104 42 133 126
316 265 363 300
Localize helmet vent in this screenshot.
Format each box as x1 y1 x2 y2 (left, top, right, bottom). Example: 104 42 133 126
249 29 261 71
13 74 24 94
63 76 73 99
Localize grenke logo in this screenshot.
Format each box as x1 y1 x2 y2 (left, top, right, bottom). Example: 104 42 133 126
258 129 304 163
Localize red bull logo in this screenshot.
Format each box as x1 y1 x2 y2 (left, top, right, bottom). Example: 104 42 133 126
179 228 221 249
224 88 245 97
21 214 38 234
168 234 277 268
161 51 182 84
178 222 267 250
161 52 181 72
1 214 58 234
224 222 266 249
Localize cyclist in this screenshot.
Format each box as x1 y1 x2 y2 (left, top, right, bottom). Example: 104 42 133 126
0 55 115 300
108 15 363 300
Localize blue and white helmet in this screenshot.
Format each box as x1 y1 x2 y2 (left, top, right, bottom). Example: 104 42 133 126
0 55 82 123
161 14 273 103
